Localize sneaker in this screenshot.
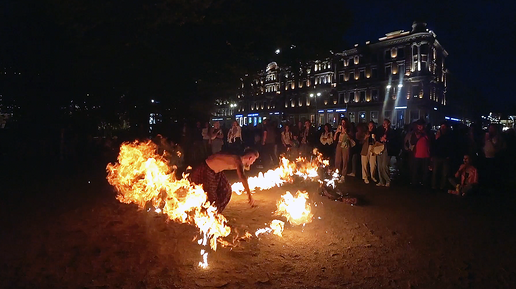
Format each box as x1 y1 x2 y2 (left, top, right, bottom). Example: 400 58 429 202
376 183 384 187
448 189 460 195
385 182 391 187
347 173 356 177
363 179 369 184
371 178 378 183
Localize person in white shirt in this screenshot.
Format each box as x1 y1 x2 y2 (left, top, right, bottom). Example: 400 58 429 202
281 124 294 158
319 123 334 160
227 121 242 154
210 121 224 154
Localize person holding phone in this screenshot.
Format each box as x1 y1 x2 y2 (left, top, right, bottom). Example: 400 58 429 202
333 118 352 182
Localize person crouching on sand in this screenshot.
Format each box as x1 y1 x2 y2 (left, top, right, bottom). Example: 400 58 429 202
189 148 259 212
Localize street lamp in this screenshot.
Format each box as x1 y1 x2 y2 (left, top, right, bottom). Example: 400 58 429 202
310 92 322 126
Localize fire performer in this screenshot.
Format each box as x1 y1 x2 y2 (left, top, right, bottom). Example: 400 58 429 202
189 148 259 212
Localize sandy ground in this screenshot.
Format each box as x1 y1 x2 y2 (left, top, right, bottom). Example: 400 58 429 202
1 166 516 289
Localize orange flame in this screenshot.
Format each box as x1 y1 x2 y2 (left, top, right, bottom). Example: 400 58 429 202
275 191 313 226
106 140 231 255
232 151 327 195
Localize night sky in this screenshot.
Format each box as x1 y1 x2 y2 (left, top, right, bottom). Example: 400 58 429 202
1 0 515 115
345 0 516 111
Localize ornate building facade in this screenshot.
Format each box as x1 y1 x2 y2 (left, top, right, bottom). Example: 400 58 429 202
216 22 449 128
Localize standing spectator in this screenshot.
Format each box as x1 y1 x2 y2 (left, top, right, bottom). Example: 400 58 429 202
376 119 395 187
319 123 334 160
334 118 353 182
202 122 212 156
411 119 432 186
482 124 505 189
347 122 360 177
448 154 479 196
227 121 243 154
281 124 294 158
292 121 303 143
262 119 278 167
192 121 205 165
254 123 263 146
241 125 254 148
299 120 315 158
210 121 224 154
401 123 416 180
431 121 454 190
361 121 378 184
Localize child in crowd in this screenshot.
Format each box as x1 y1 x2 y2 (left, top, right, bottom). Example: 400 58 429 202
448 154 478 196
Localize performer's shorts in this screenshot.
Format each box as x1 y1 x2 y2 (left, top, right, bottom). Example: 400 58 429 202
189 161 232 212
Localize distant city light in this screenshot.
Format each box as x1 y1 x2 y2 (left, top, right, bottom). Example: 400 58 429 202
151 99 155 103
386 85 391 89
275 49 281 54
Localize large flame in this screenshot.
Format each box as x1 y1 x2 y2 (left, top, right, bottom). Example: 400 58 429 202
231 151 327 195
106 141 230 255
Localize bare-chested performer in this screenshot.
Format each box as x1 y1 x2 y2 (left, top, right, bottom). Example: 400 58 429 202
189 148 259 212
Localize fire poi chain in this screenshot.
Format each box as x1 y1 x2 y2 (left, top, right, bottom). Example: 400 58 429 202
107 141 335 268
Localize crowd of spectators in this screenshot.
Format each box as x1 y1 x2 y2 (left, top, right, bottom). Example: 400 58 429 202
172 117 516 195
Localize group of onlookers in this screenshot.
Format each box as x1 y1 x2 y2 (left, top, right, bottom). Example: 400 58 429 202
176 117 515 196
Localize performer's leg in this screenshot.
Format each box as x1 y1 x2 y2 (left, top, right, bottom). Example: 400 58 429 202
216 172 233 212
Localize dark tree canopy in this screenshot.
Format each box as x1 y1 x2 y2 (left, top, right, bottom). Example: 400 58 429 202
0 0 354 127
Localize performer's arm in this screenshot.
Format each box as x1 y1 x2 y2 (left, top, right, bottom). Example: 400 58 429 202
236 162 255 207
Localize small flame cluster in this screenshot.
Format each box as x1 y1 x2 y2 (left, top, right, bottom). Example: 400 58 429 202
320 169 341 189
256 190 313 237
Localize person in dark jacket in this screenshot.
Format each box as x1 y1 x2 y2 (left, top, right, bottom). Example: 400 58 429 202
431 121 454 190
299 120 316 157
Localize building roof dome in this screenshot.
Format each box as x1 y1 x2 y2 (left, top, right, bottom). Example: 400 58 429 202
411 21 427 33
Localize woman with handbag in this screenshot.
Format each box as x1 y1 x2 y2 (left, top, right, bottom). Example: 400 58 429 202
334 118 353 182
376 119 394 187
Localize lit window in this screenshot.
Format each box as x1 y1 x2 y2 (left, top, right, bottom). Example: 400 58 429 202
391 47 397 58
